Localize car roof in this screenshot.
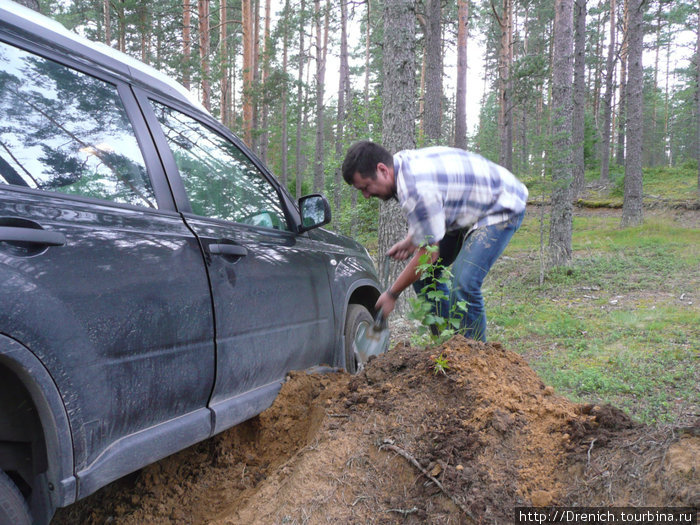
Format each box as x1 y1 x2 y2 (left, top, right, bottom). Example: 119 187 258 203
0 0 207 114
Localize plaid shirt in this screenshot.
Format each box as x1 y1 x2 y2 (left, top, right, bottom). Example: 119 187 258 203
394 147 528 246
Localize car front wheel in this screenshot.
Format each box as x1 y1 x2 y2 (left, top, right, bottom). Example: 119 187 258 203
343 304 376 374
0 470 31 525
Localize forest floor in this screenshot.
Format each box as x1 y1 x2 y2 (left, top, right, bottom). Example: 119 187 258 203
53 205 699 524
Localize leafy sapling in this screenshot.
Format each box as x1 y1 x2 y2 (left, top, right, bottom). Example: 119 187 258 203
408 245 468 344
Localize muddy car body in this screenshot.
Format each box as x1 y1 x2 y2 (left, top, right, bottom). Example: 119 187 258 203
0 2 383 523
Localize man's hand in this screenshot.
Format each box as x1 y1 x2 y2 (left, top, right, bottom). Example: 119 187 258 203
375 291 397 317
387 235 416 260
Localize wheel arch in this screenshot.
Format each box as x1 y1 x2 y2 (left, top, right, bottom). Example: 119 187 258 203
0 335 76 515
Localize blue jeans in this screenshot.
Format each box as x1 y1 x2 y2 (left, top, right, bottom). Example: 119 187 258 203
412 211 525 341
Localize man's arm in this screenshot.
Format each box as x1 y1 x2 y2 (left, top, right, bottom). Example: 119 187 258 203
376 243 439 316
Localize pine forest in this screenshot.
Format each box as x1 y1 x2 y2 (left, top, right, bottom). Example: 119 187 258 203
26 0 700 263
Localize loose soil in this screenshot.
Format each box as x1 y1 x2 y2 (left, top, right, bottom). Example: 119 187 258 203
53 337 698 524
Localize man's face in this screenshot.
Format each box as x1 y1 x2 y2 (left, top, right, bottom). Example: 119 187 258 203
351 162 395 201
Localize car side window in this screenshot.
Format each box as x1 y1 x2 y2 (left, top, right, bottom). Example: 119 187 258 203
150 101 289 231
0 40 155 208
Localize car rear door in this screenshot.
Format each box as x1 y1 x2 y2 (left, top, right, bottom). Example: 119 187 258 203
0 36 215 492
137 93 335 433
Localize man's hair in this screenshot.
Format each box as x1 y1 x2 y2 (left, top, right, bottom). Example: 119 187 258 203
341 141 393 185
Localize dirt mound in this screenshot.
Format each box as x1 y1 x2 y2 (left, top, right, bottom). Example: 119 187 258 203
53 338 698 524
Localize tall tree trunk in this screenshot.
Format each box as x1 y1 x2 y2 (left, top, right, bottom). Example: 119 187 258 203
220 0 230 126
242 0 255 146
139 5 150 64
259 0 272 163
599 0 616 184
117 0 126 53
696 7 700 192
281 0 290 187
423 0 442 144
183 0 192 89
616 0 628 166
364 0 372 136
296 0 307 199
419 46 426 138
592 11 603 123
621 0 644 227
649 3 662 167
494 0 513 171
313 0 329 194
572 0 586 198
250 0 261 153
198 0 211 111
381 0 415 313
665 35 671 166
549 0 574 267
334 0 350 219
454 0 469 149
104 0 111 46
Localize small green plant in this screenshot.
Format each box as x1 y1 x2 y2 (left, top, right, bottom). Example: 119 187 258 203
433 353 450 375
407 245 468 343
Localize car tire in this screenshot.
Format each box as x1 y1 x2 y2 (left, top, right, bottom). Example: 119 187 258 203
0 470 31 525
344 304 376 374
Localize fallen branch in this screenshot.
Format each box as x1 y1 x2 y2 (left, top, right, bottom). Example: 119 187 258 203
379 441 476 522
388 507 419 516
587 438 597 466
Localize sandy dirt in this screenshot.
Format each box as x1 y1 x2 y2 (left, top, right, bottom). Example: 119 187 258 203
53 337 698 524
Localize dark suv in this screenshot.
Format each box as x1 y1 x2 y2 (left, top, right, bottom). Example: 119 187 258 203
0 2 384 523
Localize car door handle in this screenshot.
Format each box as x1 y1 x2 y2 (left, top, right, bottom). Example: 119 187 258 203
0 226 66 246
209 243 248 257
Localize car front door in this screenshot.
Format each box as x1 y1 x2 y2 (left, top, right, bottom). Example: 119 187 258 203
140 96 335 433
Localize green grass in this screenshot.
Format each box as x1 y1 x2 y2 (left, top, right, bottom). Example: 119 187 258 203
486 211 699 425
522 163 700 207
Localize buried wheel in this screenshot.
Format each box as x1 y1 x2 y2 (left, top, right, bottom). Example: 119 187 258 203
344 304 388 373
0 470 31 525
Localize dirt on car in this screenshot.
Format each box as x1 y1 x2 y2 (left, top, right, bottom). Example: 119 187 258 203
54 336 698 524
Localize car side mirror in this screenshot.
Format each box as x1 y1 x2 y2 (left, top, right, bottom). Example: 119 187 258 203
298 194 331 233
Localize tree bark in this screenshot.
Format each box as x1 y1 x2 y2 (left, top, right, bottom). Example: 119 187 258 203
242 0 255 146
220 0 230 126
549 0 574 267
599 0 616 184
281 0 290 187
296 0 307 199
250 0 261 153
696 7 700 193
198 0 211 111
423 0 442 144
621 0 644 227
454 0 469 150
313 0 329 194
494 0 513 171
183 0 191 89
572 0 586 198
649 2 662 167
364 0 372 135
117 0 126 52
616 0 629 166
381 0 415 312
104 0 111 46
334 0 350 219
259 0 272 163
592 11 603 122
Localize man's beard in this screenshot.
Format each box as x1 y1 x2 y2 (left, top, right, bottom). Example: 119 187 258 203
379 184 397 201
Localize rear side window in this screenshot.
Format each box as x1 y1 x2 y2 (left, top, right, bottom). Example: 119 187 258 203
0 40 156 208
150 101 289 231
